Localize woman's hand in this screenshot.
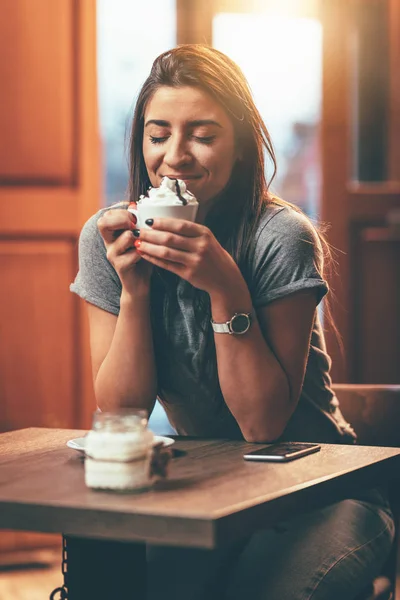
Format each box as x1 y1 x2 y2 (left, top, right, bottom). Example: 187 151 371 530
97 205 153 295
134 218 242 296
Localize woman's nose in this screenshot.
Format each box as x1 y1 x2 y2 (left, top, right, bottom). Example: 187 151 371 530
164 137 192 167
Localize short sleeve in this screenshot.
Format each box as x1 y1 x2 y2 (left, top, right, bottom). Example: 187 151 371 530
70 210 122 315
249 206 329 308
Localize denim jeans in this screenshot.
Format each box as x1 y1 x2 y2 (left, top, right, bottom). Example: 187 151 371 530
147 488 395 600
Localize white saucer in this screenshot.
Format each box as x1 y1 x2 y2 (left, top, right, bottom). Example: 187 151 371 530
67 435 175 454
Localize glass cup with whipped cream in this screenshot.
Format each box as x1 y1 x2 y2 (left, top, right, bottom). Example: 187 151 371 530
128 176 199 227
84 408 158 492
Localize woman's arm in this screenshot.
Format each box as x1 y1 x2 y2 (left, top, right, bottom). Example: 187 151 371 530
87 291 157 413
86 208 157 412
210 280 316 442
134 216 318 442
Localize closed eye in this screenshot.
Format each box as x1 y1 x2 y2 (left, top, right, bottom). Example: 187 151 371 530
149 135 169 144
193 135 216 144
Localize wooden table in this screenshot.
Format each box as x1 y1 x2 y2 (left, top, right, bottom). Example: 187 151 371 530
1 428 400 599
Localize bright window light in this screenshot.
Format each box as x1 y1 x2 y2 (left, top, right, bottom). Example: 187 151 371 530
213 13 322 218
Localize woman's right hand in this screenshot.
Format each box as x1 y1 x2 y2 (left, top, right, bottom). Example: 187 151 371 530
97 205 153 295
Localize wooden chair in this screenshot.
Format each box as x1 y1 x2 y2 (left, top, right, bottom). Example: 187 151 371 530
333 384 400 600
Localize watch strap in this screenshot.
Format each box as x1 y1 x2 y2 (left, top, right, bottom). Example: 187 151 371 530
211 321 231 334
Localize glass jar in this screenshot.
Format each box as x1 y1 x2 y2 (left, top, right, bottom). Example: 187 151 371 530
84 408 155 492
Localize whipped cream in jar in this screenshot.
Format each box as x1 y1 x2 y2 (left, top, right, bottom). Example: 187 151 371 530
84 409 156 492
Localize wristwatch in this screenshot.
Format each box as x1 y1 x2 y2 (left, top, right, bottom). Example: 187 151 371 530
211 312 252 335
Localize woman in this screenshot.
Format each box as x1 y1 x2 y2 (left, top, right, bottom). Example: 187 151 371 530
71 45 394 600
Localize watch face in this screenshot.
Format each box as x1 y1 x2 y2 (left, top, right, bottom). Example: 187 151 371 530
231 313 251 334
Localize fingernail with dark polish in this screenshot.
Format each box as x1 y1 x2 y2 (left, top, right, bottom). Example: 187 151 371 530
145 219 154 226
132 229 140 237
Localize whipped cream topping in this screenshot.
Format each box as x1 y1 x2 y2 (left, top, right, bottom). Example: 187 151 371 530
138 176 198 207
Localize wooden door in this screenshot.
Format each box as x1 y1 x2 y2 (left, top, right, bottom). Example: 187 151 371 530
0 0 99 553
321 0 400 382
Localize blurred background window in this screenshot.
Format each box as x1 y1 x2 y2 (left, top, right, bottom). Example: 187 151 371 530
97 0 176 207
213 11 323 219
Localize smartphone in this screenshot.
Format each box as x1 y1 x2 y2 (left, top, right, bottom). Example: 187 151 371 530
243 442 321 462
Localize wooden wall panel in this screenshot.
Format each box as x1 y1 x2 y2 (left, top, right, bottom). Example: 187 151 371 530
0 240 78 431
0 0 75 183
352 226 400 383
0 531 60 555
389 0 400 180
321 0 352 381
0 0 99 555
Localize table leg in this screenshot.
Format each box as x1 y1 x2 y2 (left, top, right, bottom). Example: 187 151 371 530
63 535 147 599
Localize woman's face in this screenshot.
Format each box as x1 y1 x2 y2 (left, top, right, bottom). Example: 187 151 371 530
142 85 238 205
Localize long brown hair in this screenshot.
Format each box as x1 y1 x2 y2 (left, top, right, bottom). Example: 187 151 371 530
128 44 338 388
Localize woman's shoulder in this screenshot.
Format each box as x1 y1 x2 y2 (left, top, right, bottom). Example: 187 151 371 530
249 200 328 307
254 201 321 259
71 203 124 314
257 201 319 241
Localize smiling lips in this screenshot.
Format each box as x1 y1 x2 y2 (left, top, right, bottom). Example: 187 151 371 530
163 174 201 180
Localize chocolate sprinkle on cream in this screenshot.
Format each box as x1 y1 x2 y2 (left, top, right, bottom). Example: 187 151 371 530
174 179 188 205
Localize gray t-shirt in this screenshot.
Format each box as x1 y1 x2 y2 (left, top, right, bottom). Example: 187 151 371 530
70 203 356 444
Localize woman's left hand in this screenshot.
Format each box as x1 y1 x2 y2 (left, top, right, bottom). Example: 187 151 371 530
134 218 241 295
